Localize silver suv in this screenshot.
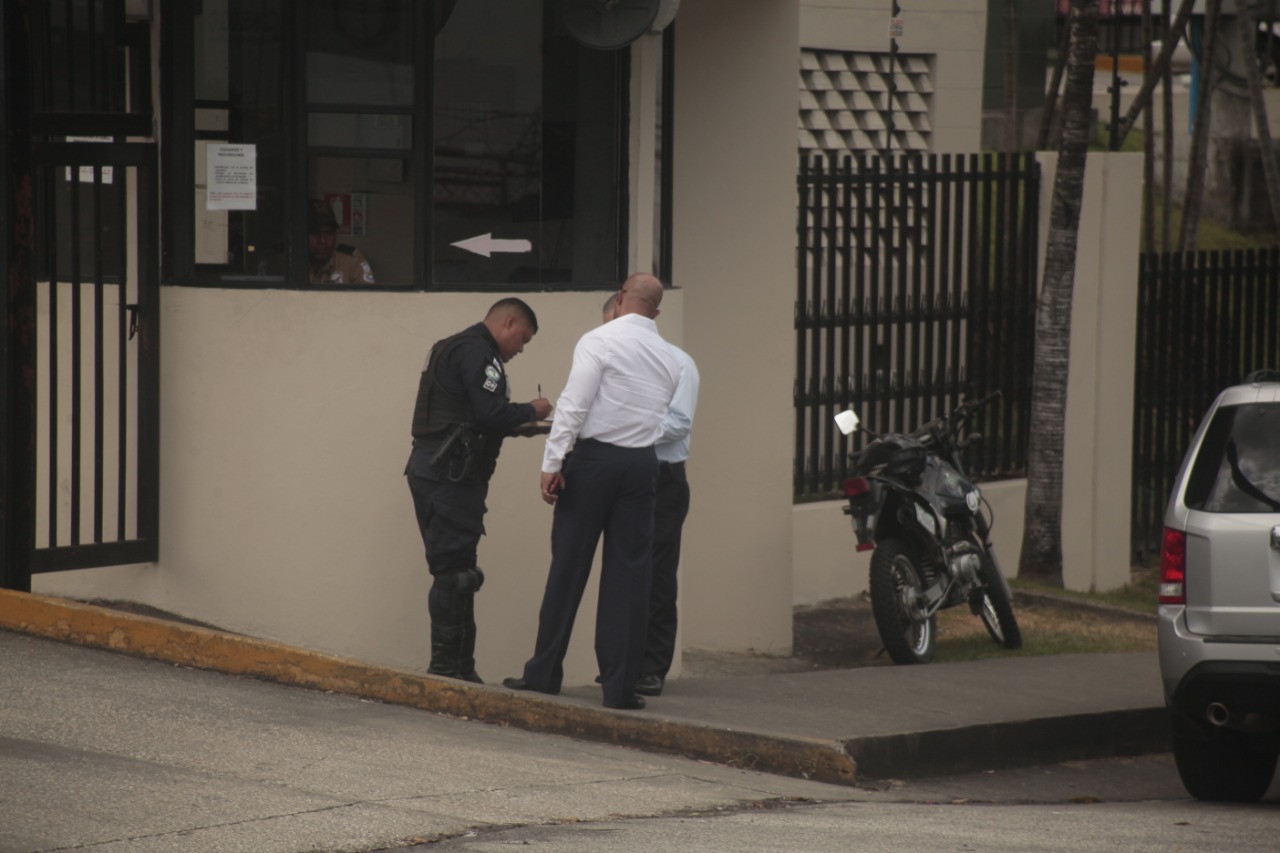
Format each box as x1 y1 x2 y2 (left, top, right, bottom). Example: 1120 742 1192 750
1159 371 1280 801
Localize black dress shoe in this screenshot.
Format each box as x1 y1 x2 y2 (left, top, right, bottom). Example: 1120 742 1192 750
603 694 646 710
635 673 664 696
502 676 534 691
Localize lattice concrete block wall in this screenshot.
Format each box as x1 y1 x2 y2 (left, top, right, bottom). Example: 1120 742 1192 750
800 49 935 153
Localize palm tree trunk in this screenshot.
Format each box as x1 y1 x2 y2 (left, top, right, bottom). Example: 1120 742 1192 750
1003 0 1019 152
1161 0 1174 251
1178 0 1222 254
1017 0 1099 586
1141 0 1155 253
1235 0 1280 235
1038 22 1072 150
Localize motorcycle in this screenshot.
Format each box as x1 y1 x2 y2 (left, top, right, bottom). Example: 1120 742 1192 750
834 391 1022 664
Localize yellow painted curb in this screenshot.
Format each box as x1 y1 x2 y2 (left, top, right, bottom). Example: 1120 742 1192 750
0 589 858 786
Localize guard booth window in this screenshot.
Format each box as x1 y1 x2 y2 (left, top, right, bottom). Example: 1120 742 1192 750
165 0 627 290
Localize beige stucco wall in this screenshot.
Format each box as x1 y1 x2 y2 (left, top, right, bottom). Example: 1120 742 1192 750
1052 151 1143 593
671 0 800 654
800 0 989 152
35 289 687 682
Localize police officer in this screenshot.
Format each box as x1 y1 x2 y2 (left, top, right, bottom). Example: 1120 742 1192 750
406 298 553 682
307 198 375 285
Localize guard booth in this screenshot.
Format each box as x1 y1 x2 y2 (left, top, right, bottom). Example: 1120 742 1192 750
1 0 804 687
4 0 673 587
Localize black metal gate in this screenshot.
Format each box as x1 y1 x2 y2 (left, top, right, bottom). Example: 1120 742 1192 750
1130 247 1280 563
30 142 159 573
795 152 1040 498
1 0 159 587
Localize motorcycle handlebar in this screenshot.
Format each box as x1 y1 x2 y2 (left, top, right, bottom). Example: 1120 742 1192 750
909 390 1002 441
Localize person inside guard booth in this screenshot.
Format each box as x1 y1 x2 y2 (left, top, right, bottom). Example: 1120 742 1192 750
307 198 375 285
405 298 553 682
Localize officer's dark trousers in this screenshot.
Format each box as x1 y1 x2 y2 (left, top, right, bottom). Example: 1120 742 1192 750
520 439 656 706
406 446 487 675
642 460 690 680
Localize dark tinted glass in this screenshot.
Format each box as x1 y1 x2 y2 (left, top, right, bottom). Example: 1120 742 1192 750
432 1 623 286
193 0 287 281
1186 403 1280 513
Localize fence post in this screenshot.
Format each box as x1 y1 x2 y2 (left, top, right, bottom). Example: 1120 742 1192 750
1056 151 1143 592
1 0 36 592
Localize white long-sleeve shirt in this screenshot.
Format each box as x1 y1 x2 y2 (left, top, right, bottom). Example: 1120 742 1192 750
655 343 699 464
542 313 681 474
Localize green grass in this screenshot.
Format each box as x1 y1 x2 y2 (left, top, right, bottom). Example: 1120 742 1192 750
924 571 1160 664
1010 570 1159 615
1091 125 1146 154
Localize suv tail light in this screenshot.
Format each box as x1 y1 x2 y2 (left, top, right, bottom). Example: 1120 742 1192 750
1160 527 1186 604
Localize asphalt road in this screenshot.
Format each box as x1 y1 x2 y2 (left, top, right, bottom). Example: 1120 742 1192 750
3 629 1276 853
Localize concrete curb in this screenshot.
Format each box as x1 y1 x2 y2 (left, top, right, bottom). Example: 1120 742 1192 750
845 708 1169 781
0 589 858 787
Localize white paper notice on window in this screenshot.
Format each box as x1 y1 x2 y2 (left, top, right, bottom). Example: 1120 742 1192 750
206 144 257 210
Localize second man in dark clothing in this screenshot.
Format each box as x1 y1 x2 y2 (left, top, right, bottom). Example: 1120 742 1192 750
406 298 552 683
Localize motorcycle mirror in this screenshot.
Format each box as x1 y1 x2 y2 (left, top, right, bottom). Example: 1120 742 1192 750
834 409 861 436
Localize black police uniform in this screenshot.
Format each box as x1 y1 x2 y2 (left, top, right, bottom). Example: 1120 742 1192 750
405 322 536 682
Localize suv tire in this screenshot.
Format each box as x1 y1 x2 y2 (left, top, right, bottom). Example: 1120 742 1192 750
1172 727 1278 802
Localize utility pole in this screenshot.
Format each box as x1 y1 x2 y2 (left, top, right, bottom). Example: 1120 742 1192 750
887 0 902 153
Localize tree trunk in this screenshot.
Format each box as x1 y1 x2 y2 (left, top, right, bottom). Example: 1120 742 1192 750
1141 0 1155 253
1235 0 1280 236
1113 0 1196 147
1017 0 1099 587
1178 0 1221 254
1161 0 1174 251
1003 0 1019 152
1038 22 1072 150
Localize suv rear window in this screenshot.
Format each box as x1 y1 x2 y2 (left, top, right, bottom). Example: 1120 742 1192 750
1184 402 1280 513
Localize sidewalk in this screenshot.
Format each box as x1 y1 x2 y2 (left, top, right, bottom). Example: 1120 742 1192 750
0 589 1167 786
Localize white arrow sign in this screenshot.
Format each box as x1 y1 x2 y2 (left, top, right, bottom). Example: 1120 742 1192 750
450 233 533 258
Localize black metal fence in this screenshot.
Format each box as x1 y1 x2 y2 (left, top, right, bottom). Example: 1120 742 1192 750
1131 247 1280 562
795 152 1040 499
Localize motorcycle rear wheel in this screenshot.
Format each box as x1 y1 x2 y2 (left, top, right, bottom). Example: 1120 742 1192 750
974 548 1022 649
869 539 937 664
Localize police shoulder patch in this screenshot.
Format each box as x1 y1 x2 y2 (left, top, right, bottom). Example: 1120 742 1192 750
484 365 501 382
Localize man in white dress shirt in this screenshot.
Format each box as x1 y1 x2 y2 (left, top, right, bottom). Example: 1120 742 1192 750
599 293 700 698
503 273 680 710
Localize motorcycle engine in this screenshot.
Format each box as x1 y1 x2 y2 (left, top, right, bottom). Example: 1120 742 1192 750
947 549 982 586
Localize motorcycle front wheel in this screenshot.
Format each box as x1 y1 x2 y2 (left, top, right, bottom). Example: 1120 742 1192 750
973 548 1023 650
869 539 937 664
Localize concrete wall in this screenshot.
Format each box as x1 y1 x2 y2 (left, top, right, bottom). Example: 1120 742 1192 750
671 0 800 654
36 288 652 681
1054 151 1143 593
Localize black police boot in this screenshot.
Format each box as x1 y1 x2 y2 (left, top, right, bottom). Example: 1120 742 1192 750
427 574 483 683
458 593 483 683
428 623 468 679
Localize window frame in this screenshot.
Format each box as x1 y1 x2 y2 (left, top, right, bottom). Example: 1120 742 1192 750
161 0 646 292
